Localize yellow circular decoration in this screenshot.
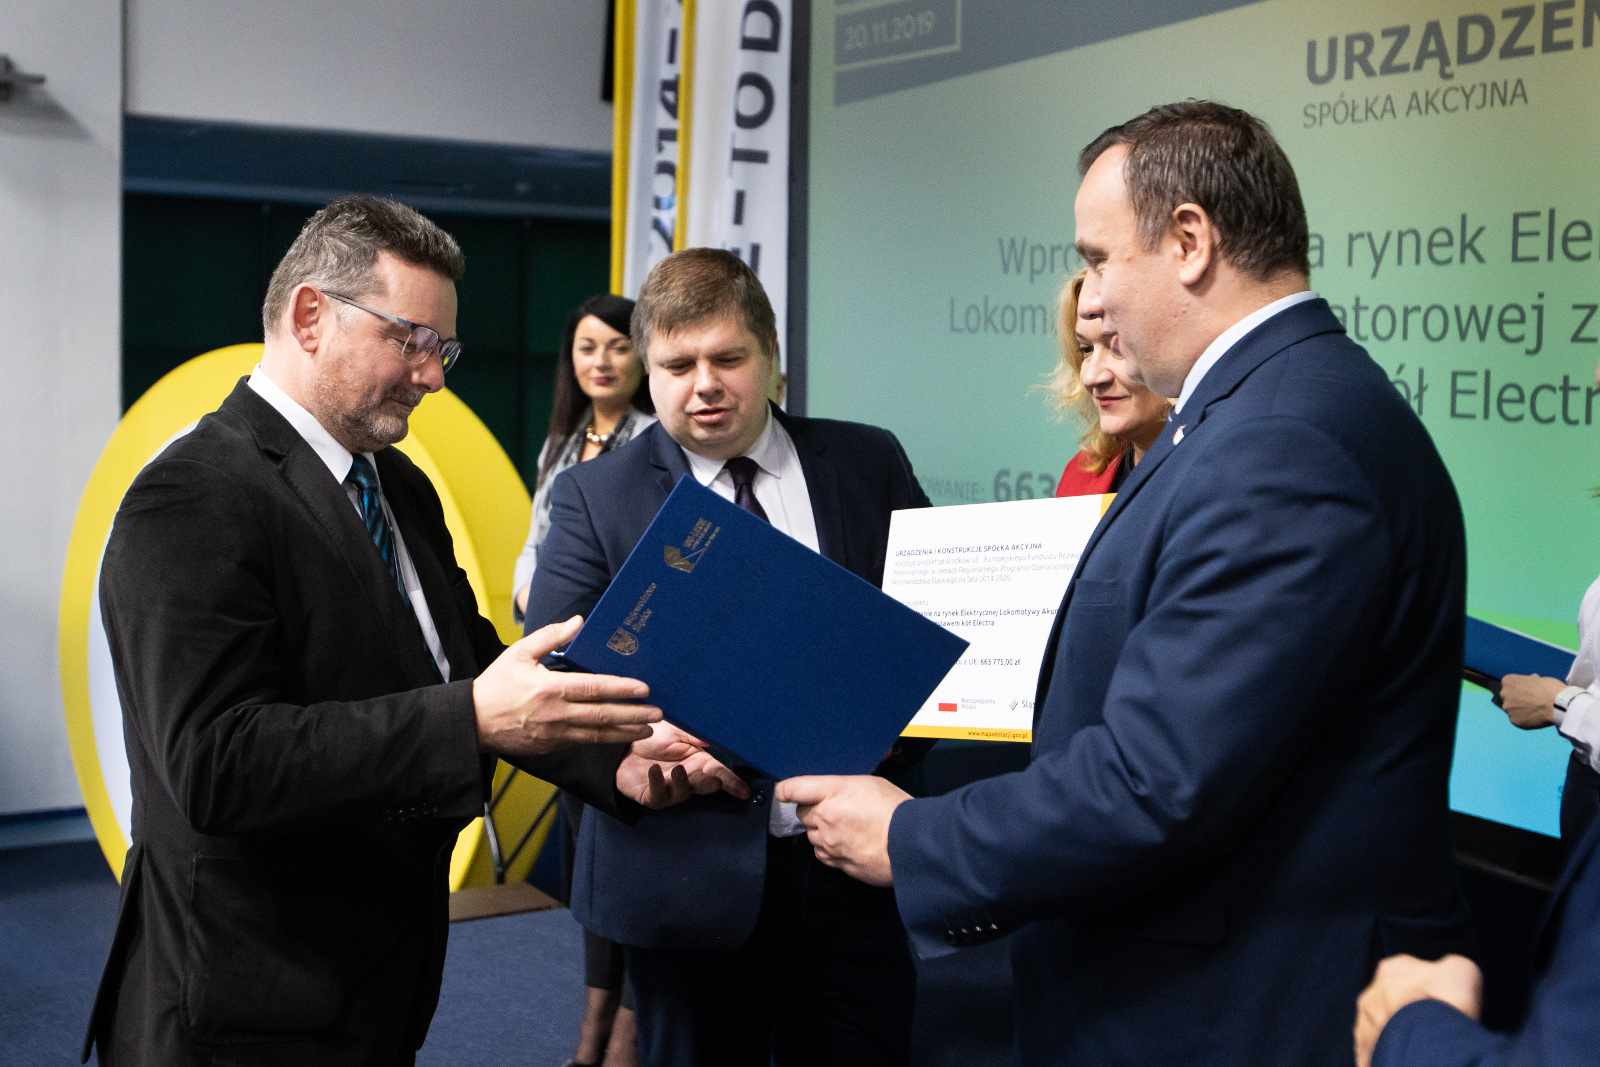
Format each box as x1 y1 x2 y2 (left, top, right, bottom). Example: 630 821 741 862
59 345 556 889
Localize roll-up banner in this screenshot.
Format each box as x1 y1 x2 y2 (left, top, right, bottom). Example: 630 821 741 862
617 0 687 297
615 0 792 370
685 0 792 367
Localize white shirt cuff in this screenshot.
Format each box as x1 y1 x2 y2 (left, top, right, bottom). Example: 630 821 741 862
1557 688 1600 774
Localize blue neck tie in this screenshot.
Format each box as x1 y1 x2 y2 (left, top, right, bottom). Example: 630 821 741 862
345 455 409 605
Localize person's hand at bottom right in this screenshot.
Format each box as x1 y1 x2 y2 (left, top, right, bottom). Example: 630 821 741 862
778 774 911 888
1354 953 1483 1067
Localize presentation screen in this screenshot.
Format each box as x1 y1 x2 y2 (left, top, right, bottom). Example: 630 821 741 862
804 0 1599 836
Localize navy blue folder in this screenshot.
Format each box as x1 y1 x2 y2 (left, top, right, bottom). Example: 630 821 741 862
559 476 968 780
1463 616 1575 692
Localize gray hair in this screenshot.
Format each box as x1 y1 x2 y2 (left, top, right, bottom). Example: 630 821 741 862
262 194 465 336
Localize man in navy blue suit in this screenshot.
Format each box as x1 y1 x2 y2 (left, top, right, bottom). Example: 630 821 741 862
782 101 1474 1066
1355 818 1600 1066
524 248 930 1067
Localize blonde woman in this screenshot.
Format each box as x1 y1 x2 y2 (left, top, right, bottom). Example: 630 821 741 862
1048 268 1171 495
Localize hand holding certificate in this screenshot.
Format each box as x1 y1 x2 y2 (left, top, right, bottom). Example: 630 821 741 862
783 494 1112 884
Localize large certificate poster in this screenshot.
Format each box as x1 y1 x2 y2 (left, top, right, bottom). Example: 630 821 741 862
886 495 1111 741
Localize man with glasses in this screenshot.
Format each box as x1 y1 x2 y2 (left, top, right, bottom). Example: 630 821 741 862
84 196 729 1067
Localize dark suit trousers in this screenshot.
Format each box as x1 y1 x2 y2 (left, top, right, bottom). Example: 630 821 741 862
1563 754 1600 845
623 834 915 1067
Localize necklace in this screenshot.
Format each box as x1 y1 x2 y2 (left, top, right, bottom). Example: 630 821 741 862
584 423 612 446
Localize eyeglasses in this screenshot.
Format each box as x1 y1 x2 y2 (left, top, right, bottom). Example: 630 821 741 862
320 289 462 373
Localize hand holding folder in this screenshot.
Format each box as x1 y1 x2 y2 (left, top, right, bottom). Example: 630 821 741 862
560 477 969 781
617 721 752 807
1462 616 1579 732
1462 617 1575 695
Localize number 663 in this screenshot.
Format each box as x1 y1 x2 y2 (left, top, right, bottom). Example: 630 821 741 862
993 468 1057 501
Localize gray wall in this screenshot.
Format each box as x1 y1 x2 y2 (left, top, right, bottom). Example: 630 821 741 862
125 0 614 150
0 1 124 814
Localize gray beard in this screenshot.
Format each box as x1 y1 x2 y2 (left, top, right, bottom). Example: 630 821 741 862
332 404 411 453
309 370 421 454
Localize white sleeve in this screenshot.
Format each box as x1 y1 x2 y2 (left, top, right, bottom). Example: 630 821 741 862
1559 688 1600 773
1559 574 1600 772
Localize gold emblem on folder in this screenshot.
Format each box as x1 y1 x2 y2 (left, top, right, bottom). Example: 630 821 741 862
664 545 707 572
665 517 719 572
606 628 639 655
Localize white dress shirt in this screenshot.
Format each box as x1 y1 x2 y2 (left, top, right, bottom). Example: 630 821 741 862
1172 290 1319 415
1559 575 1600 773
682 411 817 835
247 366 451 682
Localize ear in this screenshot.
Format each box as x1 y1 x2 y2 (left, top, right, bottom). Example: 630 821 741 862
287 284 327 355
1169 203 1216 288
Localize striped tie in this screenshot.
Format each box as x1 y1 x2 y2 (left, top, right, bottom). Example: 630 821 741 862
345 455 409 605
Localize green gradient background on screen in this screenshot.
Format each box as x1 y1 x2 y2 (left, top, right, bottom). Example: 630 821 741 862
808 0 1600 835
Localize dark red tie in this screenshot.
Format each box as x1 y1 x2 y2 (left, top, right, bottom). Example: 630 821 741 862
723 456 769 522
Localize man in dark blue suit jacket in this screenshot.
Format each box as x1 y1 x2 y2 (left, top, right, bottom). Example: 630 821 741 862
783 101 1474 1066
525 249 930 1067
1357 818 1600 1066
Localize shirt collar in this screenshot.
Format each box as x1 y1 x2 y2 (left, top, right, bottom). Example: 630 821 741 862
1172 290 1318 415
682 405 786 486
247 364 374 486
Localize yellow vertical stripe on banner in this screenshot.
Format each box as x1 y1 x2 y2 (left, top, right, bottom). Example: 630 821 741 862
610 0 634 295
674 0 696 251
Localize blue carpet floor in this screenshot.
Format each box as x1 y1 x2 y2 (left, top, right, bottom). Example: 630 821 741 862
0 842 119 1066
1 840 1013 1066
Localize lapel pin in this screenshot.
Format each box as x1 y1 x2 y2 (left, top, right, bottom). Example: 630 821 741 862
1172 424 1186 444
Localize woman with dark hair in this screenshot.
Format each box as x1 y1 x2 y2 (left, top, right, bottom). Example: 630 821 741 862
1047 268 1171 496
509 294 651 1067
512 294 655 620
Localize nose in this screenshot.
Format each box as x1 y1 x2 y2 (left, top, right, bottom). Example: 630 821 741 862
1079 346 1114 388
1078 270 1105 320
692 360 721 396
412 350 446 394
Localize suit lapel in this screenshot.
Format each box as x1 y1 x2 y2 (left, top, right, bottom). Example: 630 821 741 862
774 407 847 567
1031 412 1185 720
221 382 438 687
645 422 693 505
379 451 477 683
1068 414 1180 574
1032 299 1348 719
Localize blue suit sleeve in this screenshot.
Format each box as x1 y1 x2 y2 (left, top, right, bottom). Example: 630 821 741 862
887 418 1397 956
1373 1001 1510 1067
523 469 613 637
